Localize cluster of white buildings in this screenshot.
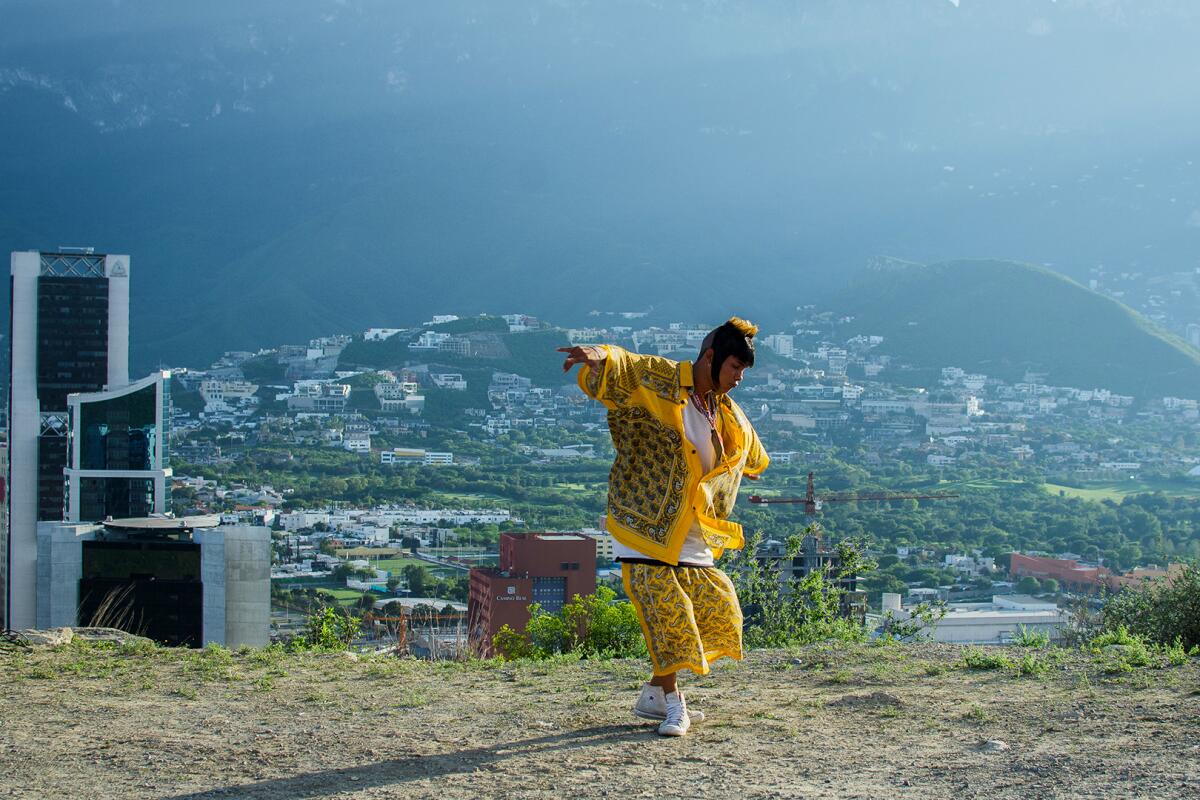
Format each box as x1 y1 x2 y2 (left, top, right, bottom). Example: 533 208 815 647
278 505 514 532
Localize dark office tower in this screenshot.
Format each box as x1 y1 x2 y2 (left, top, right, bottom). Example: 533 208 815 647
6 251 129 629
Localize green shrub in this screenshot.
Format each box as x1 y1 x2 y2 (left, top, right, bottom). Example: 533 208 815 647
1097 564 1200 649
1162 636 1200 667
1090 625 1152 667
962 647 1012 670
492 586 647 661
1012 625 1051 648
721 529 874 648
291 606 361 652
878 601 947 644
1089 625 1198 671
491 624 534 660
1014 652 1050 676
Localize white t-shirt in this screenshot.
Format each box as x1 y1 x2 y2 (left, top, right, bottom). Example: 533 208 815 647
612 396 718 566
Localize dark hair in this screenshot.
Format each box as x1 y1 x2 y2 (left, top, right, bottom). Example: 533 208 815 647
700 317 757 385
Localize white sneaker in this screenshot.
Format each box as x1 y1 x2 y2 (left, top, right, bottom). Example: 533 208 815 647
658 691 691 737
633 683 705 723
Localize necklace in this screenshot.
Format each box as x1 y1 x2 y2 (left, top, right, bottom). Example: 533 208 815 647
689 389 724 464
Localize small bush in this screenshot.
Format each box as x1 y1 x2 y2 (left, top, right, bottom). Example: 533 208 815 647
185 644 236 681
1096 564 1200 649
492 586 647 661
878 601 947 644
962 703 993 722
290 606 360 652
492 624 534 660
1163 636 1200 667
962 647 1012 670
1090 626 1199 672
722 530 874 648
1090 626 1152 667
1014 652 1050 676
1012 625 1050 648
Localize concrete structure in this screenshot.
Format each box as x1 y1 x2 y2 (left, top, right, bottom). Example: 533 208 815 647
882 593 1068 645
34 518 268 647
468 532 596 656
194 525 272 647
7 250 130 629
363 328 403 342
343 431 372 453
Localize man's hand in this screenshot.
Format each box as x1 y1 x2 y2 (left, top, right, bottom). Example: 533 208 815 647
558 345 604 373
744 473 761 481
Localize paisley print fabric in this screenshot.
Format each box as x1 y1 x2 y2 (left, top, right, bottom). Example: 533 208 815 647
607 407 688 546
596 350 682 406
622 563 744 676
576 344 769 564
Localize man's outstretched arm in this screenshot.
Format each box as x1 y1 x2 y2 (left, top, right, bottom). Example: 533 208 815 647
558 345 606 374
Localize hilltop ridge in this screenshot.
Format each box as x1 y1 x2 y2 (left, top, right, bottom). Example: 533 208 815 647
2 639 1198 799
838 259 1200 398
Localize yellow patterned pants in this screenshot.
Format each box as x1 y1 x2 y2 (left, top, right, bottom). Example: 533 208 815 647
622 562 744 676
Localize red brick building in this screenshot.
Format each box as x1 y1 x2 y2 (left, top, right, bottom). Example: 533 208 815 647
468 532 596 656
1009 553 1111 592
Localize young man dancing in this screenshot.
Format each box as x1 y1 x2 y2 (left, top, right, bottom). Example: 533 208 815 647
559 317 769 736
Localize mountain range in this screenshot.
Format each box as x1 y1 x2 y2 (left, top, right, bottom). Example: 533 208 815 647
3 1 1200 371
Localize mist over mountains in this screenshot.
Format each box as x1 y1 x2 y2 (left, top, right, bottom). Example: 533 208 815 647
3 0 1200 370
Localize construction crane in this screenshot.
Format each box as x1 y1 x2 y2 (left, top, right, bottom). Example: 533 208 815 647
748 472 958 515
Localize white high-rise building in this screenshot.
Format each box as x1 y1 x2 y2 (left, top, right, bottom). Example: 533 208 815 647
6 251 130 629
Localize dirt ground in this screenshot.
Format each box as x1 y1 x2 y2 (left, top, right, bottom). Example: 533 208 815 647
1 639 1198 799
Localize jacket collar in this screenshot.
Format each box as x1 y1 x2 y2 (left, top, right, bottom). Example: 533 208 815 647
679 360 694 400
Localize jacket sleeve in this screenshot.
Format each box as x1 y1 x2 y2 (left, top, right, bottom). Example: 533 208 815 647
576 345 661 410
742 421 770 476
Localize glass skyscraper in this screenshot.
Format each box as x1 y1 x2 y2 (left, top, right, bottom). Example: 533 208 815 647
6 250 130 629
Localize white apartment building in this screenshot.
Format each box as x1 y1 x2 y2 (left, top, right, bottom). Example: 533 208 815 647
374 381 425 414
363 328 403 341
379 448 453 466
200 380 259 411
431 373 468 390
279 511 331 531
287 383 350 414
343 431 372 453
762 334 794 357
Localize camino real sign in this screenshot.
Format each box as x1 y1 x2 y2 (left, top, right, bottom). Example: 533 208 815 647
496 585 529 601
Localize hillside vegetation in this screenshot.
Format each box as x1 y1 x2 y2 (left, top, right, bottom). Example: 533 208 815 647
839 260 1200 398
2 639 1197 799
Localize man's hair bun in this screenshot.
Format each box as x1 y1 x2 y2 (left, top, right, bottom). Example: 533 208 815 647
727 317 758 338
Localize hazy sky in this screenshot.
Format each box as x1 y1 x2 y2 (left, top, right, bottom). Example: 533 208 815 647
2 0 1199 363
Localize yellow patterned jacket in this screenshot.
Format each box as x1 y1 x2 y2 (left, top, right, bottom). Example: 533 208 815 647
577 345 769 564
